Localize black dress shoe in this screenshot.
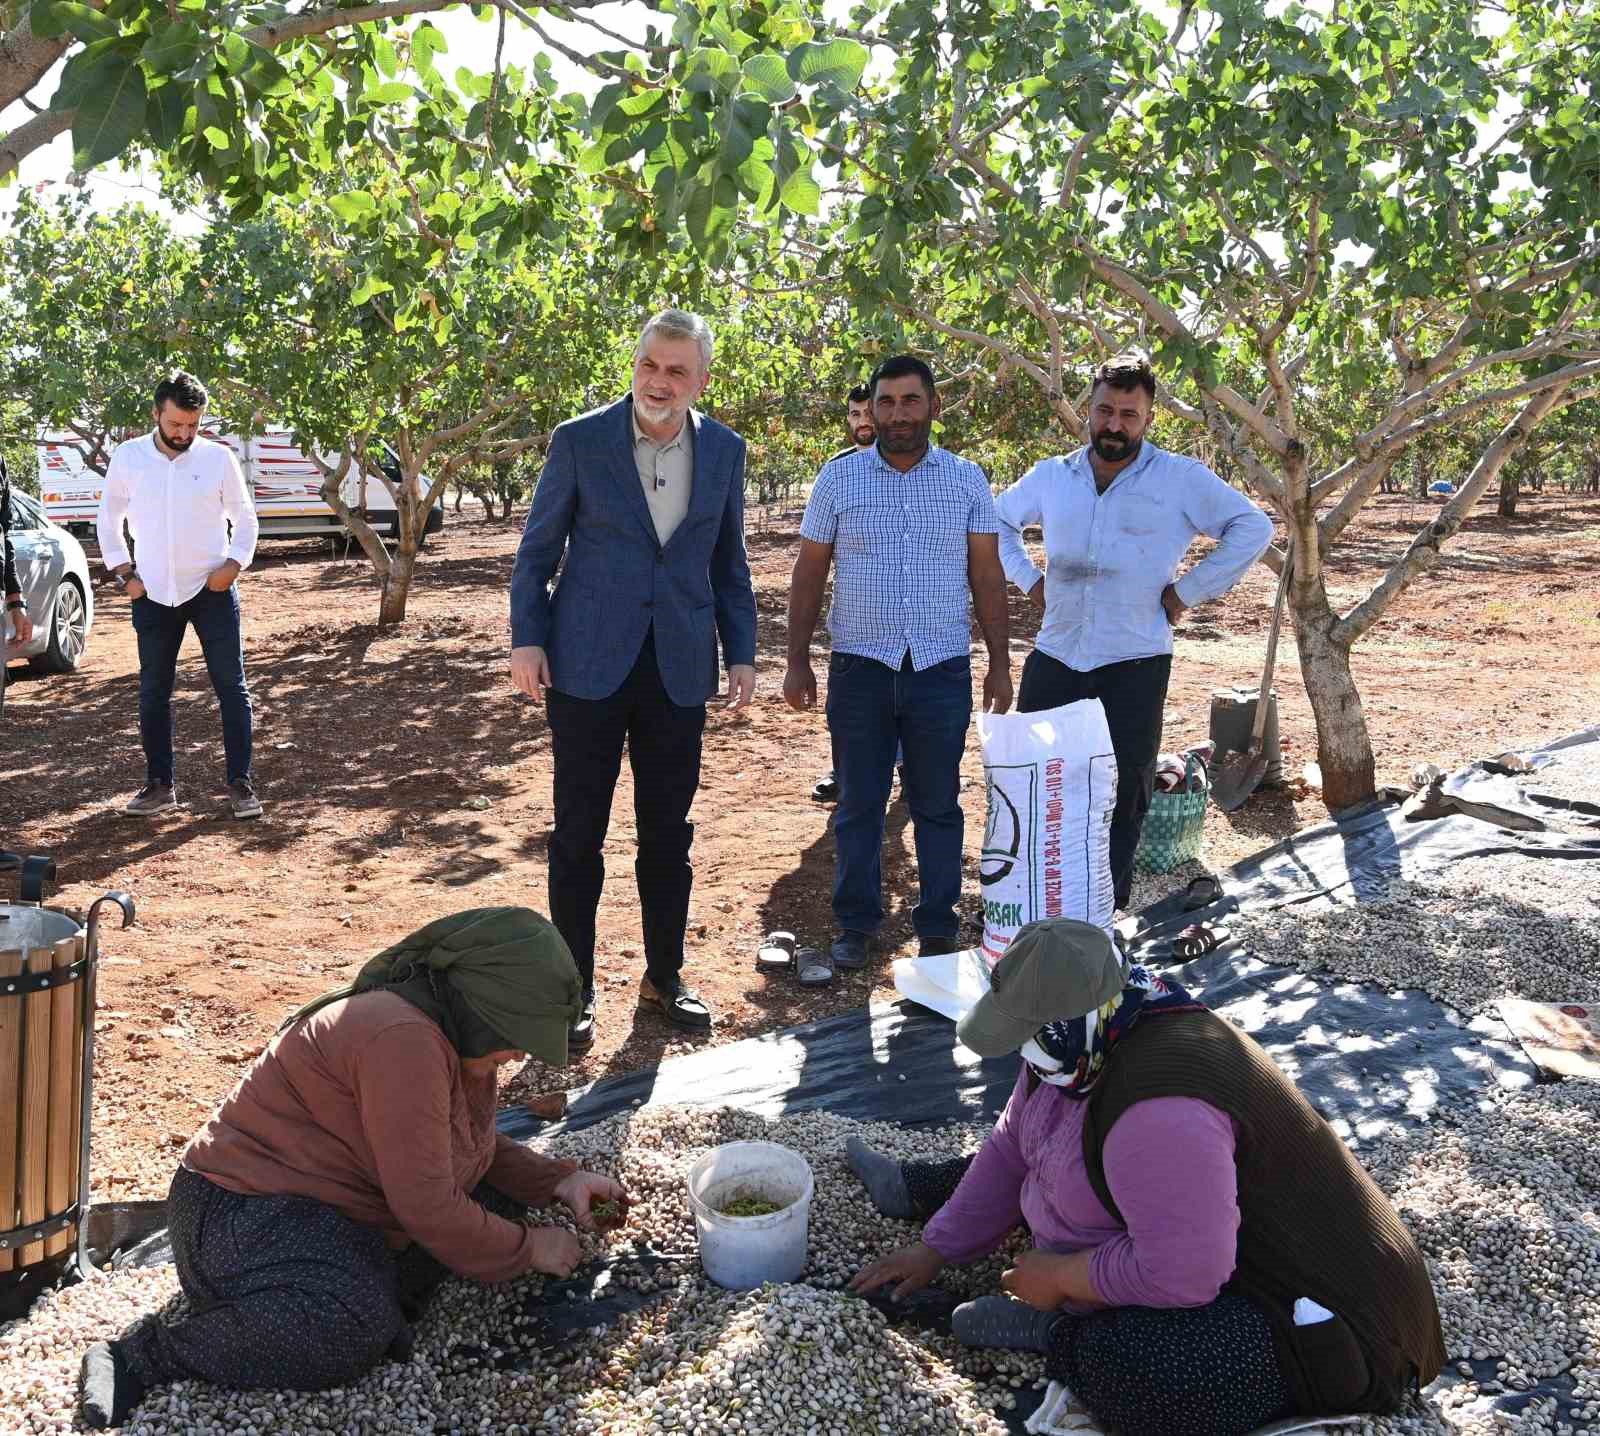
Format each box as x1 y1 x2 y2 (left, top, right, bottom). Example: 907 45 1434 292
569 990 597 1050
917 934 964 958
638 977 713 1030
831 930 874 969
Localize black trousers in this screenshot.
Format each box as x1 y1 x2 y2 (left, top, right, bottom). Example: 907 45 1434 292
1017 650 1173 909
902 1155 1294 1436
116 1167 526 1392
545 632 706 995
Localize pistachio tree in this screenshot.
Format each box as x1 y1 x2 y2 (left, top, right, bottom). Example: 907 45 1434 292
0 191 214 471
768 0 1599 808
354 0 1600 802
393 0 1593 807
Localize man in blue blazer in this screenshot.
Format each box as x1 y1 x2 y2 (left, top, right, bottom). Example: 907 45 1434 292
510 310 757 1047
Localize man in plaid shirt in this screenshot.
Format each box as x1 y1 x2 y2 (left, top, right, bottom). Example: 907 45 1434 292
785 355 1011 971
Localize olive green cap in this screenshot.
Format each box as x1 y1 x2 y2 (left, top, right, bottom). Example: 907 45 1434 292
956 918 1125 1058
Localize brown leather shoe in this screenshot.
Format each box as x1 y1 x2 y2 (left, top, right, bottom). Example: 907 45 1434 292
638 976 713 1030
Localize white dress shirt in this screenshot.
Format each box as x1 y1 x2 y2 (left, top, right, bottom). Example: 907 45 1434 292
96 433 259 608
996 442 1273 672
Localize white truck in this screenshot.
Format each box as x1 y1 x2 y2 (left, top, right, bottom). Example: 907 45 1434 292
38 427 442 544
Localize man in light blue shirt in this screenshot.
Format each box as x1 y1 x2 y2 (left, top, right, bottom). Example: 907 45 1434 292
786 355 1012 969
996 353 1272 908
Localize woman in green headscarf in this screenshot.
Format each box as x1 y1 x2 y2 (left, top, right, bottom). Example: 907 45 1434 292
80 908 628 1430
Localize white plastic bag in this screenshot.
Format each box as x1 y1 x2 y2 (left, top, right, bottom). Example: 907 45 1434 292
893 700 1117 1022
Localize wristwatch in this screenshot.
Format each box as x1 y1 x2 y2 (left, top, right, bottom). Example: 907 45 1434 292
113 568 140 591
4 597 24 613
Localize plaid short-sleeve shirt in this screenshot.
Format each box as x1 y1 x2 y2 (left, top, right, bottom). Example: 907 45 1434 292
800 442 999 670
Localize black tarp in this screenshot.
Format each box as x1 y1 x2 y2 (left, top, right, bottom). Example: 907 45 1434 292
7 726 1597 1426
504 727 1600 1147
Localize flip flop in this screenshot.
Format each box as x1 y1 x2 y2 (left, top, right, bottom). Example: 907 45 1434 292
1182 874 1223 911
756 930 797 973
1171 921 1231 959
796 946 835 987
811 774 840 802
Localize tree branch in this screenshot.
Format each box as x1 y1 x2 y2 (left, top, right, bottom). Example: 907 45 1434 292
0 5 78 113
1263 196 1321 349
1204 182 1280 281
1082 246 1290 455
1056 0 1192 206
247 0 463 48
1312 339 1600 507
311 443 393 574
0 106 70 182
491 0 661 87
1 0 470 179
1332 382 1574 647
897 301 1083 434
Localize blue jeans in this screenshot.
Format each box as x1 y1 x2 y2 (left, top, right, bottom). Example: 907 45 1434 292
825 651 972 939
131 586 253 786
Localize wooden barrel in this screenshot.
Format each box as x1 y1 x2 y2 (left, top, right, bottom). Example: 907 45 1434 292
0 906 87 1272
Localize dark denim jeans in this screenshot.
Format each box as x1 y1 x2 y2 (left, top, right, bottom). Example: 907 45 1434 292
825 651 972 940
131 586 253 787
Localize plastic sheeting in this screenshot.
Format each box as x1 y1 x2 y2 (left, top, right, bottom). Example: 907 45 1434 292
1131 724 1600 955
7 727 1596 1426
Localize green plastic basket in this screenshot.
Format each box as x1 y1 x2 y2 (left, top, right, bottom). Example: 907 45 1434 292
1134 753 1209 874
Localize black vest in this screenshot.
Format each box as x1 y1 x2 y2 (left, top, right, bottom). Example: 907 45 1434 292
1081 1008 1446 1415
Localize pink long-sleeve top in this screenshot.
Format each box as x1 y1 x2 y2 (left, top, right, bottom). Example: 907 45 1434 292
921 1066 1241 1310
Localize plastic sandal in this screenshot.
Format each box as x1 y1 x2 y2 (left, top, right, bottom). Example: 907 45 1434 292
1171 921 1230 959
1182 874 1222 911
756 930 797 972
796 946 835 987
811 773 840 802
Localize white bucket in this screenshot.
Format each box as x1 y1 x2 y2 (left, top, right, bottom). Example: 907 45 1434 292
685 1140 814 1291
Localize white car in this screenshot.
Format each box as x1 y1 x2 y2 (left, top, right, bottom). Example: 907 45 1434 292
2 488 94 715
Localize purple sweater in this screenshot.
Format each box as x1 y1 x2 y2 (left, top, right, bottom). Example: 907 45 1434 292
921 1067 1240 1310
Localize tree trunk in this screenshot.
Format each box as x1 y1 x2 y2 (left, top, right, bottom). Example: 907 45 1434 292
1288 578 1376 810
500 493 513 521
1498 468 1519 518
452 485 464 514
377 544 416 626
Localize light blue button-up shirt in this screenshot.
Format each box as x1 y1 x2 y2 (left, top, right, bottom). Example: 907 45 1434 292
800 442 999 670
995 442 1273 672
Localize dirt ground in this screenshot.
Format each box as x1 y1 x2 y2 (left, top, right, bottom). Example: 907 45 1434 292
4 491 1598 1200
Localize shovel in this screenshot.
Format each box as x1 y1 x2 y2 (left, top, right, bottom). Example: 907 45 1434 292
1211 548 1291 813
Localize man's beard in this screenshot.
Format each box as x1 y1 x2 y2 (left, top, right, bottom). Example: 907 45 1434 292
877 419 932 454
635 396 681 426
160 430 195 452
1090 430 1141 462
850 424 875 447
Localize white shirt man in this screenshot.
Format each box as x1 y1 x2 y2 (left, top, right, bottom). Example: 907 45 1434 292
995 355 1272 908
95 373 262 819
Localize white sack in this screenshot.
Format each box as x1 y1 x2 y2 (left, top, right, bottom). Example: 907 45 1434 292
894 699 1117 1023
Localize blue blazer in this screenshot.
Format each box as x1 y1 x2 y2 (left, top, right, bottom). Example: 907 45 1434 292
510 397 757 706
